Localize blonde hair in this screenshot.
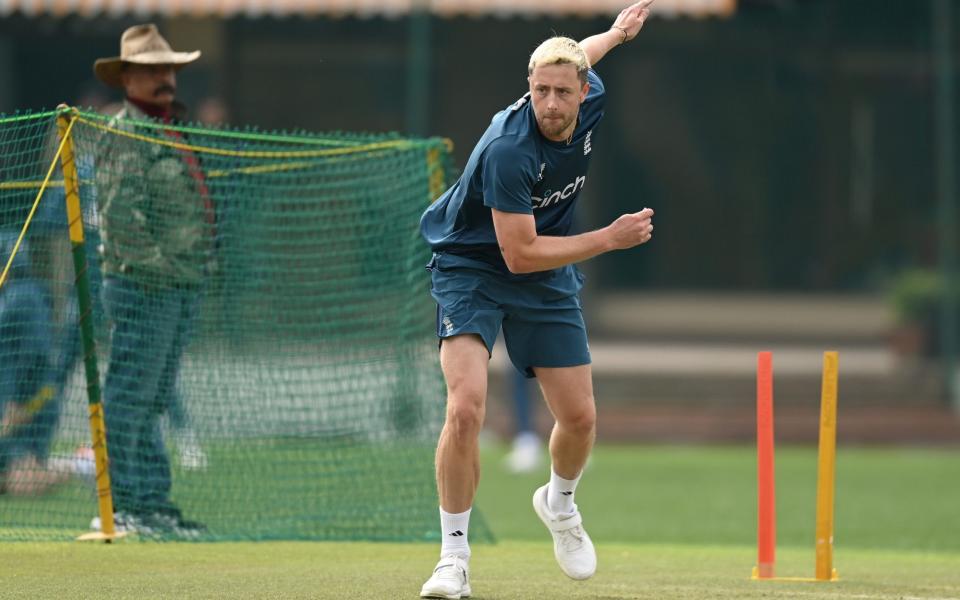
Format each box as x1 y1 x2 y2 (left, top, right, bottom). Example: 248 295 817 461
528 36 590 84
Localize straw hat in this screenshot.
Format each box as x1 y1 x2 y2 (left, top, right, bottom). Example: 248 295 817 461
94 24 200 88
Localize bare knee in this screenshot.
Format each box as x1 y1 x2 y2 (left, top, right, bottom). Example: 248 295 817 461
439 334 489 441
445 392 486 439
557 399 596 438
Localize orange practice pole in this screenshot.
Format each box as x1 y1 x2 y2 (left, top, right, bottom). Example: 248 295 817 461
755 351 776 579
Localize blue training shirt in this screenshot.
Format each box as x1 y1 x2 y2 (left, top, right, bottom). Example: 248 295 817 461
420 69 605 277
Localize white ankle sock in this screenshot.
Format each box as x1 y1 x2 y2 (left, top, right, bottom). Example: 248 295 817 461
547 468 581 516
439 507 471 559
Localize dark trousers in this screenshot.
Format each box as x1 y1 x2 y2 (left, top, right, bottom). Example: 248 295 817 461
102 276 197 516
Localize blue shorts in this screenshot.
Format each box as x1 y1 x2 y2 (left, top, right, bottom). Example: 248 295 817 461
428 252 591 378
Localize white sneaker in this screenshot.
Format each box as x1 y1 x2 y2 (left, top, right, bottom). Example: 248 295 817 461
45 446 96 483
533 484 597 580
89 511 151 535
178 441 209 471
505 432 543 474
72 446 96 480
175 428 209 471
420 555 471 599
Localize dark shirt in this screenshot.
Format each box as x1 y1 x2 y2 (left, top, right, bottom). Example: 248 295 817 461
420 68 605 282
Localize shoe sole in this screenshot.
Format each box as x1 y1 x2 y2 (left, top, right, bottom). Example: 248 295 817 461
532 484 596 581
419 585 471 599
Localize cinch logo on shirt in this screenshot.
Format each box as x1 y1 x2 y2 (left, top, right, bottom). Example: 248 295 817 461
532 175 586 210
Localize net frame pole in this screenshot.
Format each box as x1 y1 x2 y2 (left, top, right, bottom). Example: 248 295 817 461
933 0 959 413
405 0 431 136
56 106 125 542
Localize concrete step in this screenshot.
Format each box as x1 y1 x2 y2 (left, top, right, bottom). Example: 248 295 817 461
481 340 958 444
586 292 893 345
488 341 944 406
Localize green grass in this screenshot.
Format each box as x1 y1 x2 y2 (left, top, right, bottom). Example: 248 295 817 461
2 540 958 599
477 445 960 552
1 444 958 599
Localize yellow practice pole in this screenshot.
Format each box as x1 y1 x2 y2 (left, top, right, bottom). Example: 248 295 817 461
56 106 125 542
426 144 446 203
814 351 839 581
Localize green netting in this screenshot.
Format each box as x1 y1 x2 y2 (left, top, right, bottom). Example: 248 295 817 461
0 108 491 543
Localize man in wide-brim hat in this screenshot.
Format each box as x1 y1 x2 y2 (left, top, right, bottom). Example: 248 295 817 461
94 23 199 100
89 23 213 540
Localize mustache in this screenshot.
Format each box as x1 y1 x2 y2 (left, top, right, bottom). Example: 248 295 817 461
153 85 176 97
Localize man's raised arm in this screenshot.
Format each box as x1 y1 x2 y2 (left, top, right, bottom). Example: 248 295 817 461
579 0 655 67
